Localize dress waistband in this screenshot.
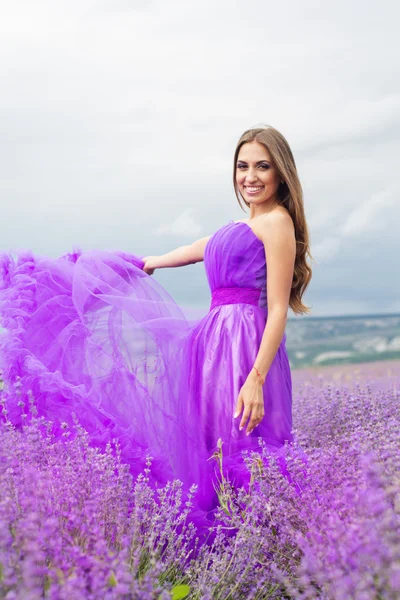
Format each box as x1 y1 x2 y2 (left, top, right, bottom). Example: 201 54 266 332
210 286 261 310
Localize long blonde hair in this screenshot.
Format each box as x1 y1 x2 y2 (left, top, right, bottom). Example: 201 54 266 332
233 125 313 315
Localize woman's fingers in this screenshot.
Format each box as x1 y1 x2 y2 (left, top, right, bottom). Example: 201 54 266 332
142 261 155 275
246 405 265 436
235 391 265 435
239 405 251 431
233 393 243 419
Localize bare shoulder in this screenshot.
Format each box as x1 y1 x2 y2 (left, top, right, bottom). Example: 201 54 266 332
256 207 295 243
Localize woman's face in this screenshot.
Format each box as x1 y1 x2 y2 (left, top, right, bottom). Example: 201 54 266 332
236 141 281 207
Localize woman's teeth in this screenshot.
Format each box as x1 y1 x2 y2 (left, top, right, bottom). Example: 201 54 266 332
245 186 264 194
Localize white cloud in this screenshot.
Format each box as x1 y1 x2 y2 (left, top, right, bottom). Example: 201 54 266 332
153 210 203 238
339 186 398 237
387 301 400 313
304 299 376 318
0 0 399 314
312 236 342 263
310 183 399 265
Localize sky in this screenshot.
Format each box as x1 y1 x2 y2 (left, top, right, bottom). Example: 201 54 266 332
1 0 399 318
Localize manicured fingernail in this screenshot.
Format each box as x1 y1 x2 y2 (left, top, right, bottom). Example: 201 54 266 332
233 412 239 418
239 426 243 431
247 430 252 436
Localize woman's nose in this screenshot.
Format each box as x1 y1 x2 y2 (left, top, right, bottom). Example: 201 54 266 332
246 170 258 182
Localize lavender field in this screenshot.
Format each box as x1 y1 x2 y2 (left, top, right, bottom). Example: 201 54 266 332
0 359 399 600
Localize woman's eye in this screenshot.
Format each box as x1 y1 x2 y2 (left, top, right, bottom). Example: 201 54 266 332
236 163 270 169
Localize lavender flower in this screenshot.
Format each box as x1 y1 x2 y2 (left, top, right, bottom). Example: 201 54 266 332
0 359 399 598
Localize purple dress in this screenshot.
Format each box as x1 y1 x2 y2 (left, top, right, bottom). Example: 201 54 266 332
0 220 294 512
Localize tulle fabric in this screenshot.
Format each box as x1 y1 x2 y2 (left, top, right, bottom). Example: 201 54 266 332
0 221 301 515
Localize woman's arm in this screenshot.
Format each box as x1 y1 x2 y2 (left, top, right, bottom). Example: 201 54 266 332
234 211 296 434
142 234 211 274
252 211 296 379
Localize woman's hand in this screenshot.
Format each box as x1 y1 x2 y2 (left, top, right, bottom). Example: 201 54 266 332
142 256 159 275
234 371 265 435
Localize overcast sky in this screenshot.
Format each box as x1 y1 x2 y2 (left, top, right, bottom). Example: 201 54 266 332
1 0 399 318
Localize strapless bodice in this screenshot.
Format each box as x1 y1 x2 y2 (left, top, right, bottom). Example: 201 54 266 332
204 221 267 309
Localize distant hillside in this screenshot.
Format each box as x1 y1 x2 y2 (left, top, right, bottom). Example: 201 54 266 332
2 311 400 372
286 313 400 370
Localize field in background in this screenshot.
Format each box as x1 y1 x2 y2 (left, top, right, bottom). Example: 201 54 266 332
287 312 400 370
1 354 399 598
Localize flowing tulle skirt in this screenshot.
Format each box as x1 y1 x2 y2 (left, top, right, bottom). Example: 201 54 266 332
0 248 306 519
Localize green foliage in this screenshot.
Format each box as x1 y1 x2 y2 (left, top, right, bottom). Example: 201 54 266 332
171 585 190 599
158 584 190 600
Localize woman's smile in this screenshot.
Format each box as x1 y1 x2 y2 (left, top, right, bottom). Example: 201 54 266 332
244 185 265 195
236 140 281 208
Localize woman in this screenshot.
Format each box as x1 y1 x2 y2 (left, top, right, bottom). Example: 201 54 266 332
0 125 312 512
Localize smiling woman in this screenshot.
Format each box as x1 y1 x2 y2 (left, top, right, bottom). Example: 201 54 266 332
233 125 313 316
0 124 313 520
236 151 282 198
